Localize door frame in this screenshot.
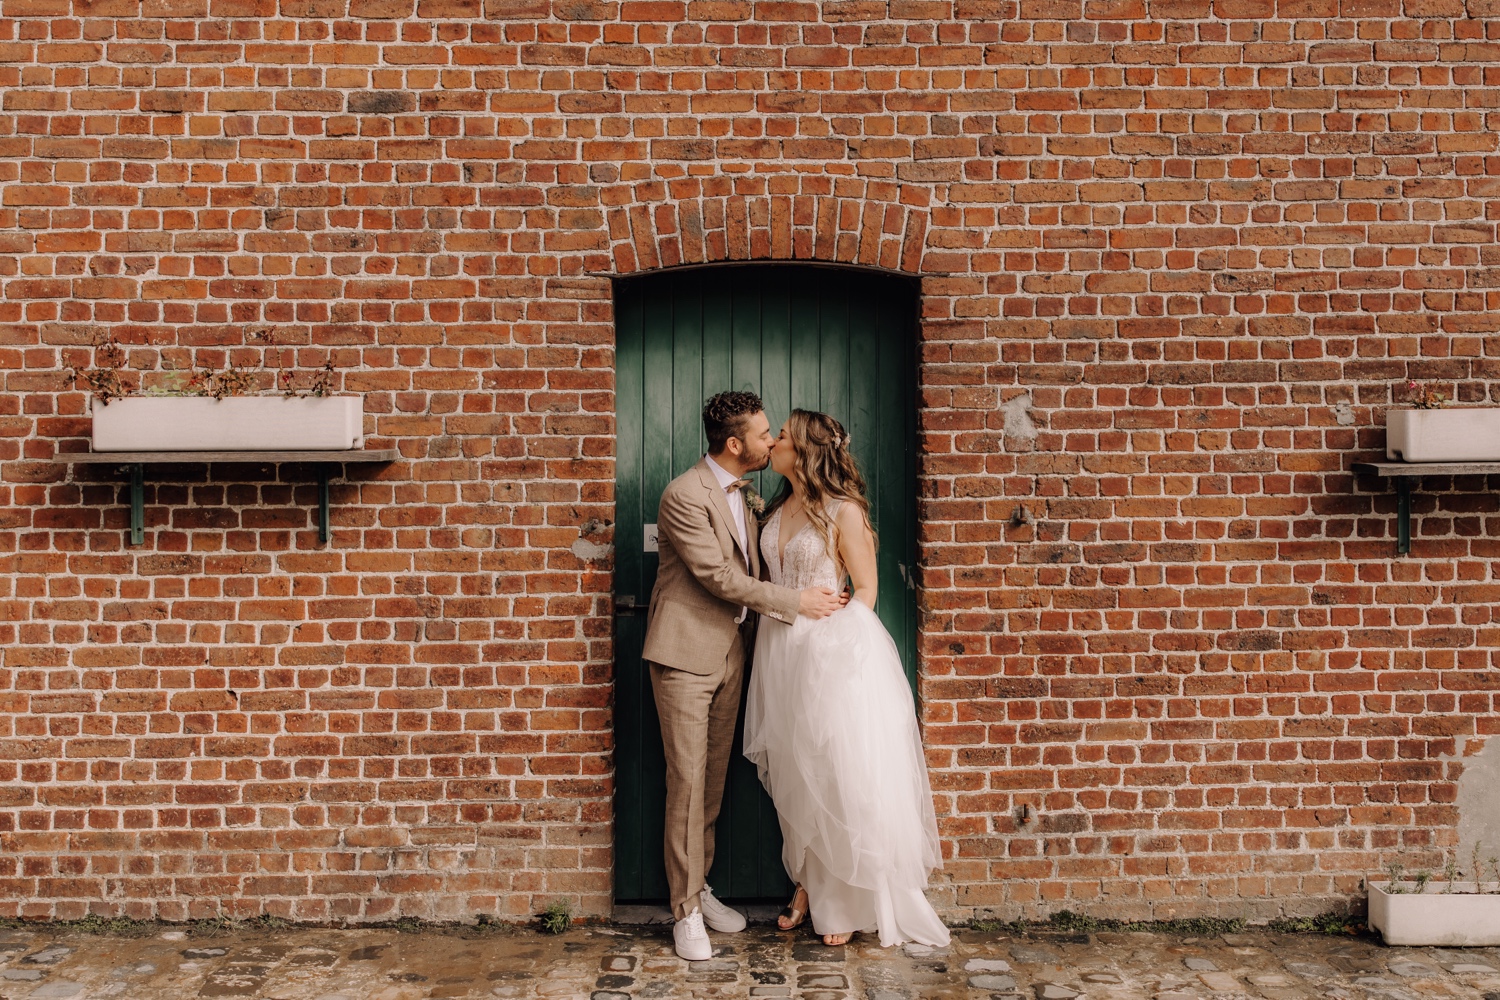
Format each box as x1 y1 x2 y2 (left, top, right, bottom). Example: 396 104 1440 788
608 260 925 907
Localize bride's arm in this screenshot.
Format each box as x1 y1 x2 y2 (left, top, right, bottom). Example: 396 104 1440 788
834 502 878 609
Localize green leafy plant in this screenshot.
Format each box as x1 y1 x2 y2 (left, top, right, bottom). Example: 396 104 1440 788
188 914 237 937
1411 869 1434 894
1444 855 1460 892
970 911 1245 937
1383 861 1408 893
139 370 198 397
1266 910 1364 935
66 913 152 936
537 900 571 935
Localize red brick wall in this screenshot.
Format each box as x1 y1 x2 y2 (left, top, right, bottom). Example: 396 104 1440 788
3 0 1498 923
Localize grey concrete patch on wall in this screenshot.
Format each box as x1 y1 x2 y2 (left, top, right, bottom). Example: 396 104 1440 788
1456 737 1500 860
571 517 614 563
1000 393 1037 450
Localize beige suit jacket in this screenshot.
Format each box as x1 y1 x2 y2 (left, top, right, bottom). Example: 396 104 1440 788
641 458 802 675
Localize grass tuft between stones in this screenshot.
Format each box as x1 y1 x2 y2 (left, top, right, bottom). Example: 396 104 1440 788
1265 911 1366 935
970 908 1366 937
537 901 572 935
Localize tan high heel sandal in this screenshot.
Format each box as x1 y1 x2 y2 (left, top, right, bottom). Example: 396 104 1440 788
778 884 809 930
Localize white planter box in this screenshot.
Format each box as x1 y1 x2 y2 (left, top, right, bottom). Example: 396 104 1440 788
1386 407 1500 462
91 396 364 452
1368 880 1500 946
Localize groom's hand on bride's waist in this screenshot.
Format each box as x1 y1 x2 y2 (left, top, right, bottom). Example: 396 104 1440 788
798 587 843 620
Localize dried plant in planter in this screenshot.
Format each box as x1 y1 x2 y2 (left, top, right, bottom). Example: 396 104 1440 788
66 336 132 405
254 327 336 399
278 359 335 398
307 359 335 397
70 327 339 405
1401 379 1447 409
187 366 259 400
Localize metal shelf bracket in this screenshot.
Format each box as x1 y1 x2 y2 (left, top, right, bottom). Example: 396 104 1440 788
129 463 144 546
1353 460 1500 557
54 449 397 548
318 465 332 544
1396 475 1412 555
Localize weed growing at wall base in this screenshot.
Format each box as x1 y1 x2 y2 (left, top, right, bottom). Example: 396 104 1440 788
971 911 1249 937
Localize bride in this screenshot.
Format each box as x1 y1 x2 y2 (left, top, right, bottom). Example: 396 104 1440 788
742 408 950 949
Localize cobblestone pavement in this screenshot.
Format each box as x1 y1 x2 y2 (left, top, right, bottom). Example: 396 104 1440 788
1 920 1498 1000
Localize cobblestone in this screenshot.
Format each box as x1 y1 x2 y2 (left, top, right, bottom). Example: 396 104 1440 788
0 924 1497 1000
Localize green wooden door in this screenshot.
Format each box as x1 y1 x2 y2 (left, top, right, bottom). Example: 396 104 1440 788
613 264 919 904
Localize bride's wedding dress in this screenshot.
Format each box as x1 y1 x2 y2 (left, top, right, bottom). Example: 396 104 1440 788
743 500 950 947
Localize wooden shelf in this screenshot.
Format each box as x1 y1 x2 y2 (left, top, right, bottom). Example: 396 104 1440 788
52 449 399 545
53 449 398 465
1353 461 1500 555
1352 461 1500 478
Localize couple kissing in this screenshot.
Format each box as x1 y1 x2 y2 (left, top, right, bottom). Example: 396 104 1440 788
641 390 950 960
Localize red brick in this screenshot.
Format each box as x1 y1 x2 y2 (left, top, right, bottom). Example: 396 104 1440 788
1 0 1495 930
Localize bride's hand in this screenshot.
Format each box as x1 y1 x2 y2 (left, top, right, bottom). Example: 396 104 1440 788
798 587 842 620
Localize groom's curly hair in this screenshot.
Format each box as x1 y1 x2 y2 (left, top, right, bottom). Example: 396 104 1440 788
702 390 764 454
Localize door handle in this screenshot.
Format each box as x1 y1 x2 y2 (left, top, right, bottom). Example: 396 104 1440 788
615 594 642 616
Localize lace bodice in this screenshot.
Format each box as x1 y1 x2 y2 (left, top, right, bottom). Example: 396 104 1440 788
762 500 844 591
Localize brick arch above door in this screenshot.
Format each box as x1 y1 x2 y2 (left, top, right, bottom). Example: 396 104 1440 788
598 190 933 277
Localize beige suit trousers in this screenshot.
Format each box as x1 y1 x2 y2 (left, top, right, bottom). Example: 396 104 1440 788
650 628 746 920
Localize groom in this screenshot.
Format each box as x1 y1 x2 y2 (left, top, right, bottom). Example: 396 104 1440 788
642 390 844 960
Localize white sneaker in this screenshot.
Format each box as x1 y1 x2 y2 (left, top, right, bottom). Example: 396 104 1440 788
699 884 746 933
673 907 712 961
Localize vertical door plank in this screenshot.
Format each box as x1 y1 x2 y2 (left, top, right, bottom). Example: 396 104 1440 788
788 270 821 412
636 280 677 901
701 273 733 403
875 285 918 691
613 282 645 900
817 271 851 440
671 277 706 471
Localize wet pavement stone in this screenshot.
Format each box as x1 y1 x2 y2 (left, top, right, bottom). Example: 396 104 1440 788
0 923 1492 999
970 972 1019 989
1035 983 1082 999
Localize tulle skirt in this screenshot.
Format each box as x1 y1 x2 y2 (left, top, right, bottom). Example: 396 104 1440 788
743 599 950 948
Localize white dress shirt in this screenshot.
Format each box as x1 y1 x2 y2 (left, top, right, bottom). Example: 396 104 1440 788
704 453 749 565
704 453 750 623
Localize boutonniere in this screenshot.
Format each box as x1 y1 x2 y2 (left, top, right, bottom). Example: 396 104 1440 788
743 486 766 516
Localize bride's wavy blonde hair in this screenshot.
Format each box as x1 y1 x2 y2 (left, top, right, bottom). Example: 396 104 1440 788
765 409 875 554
